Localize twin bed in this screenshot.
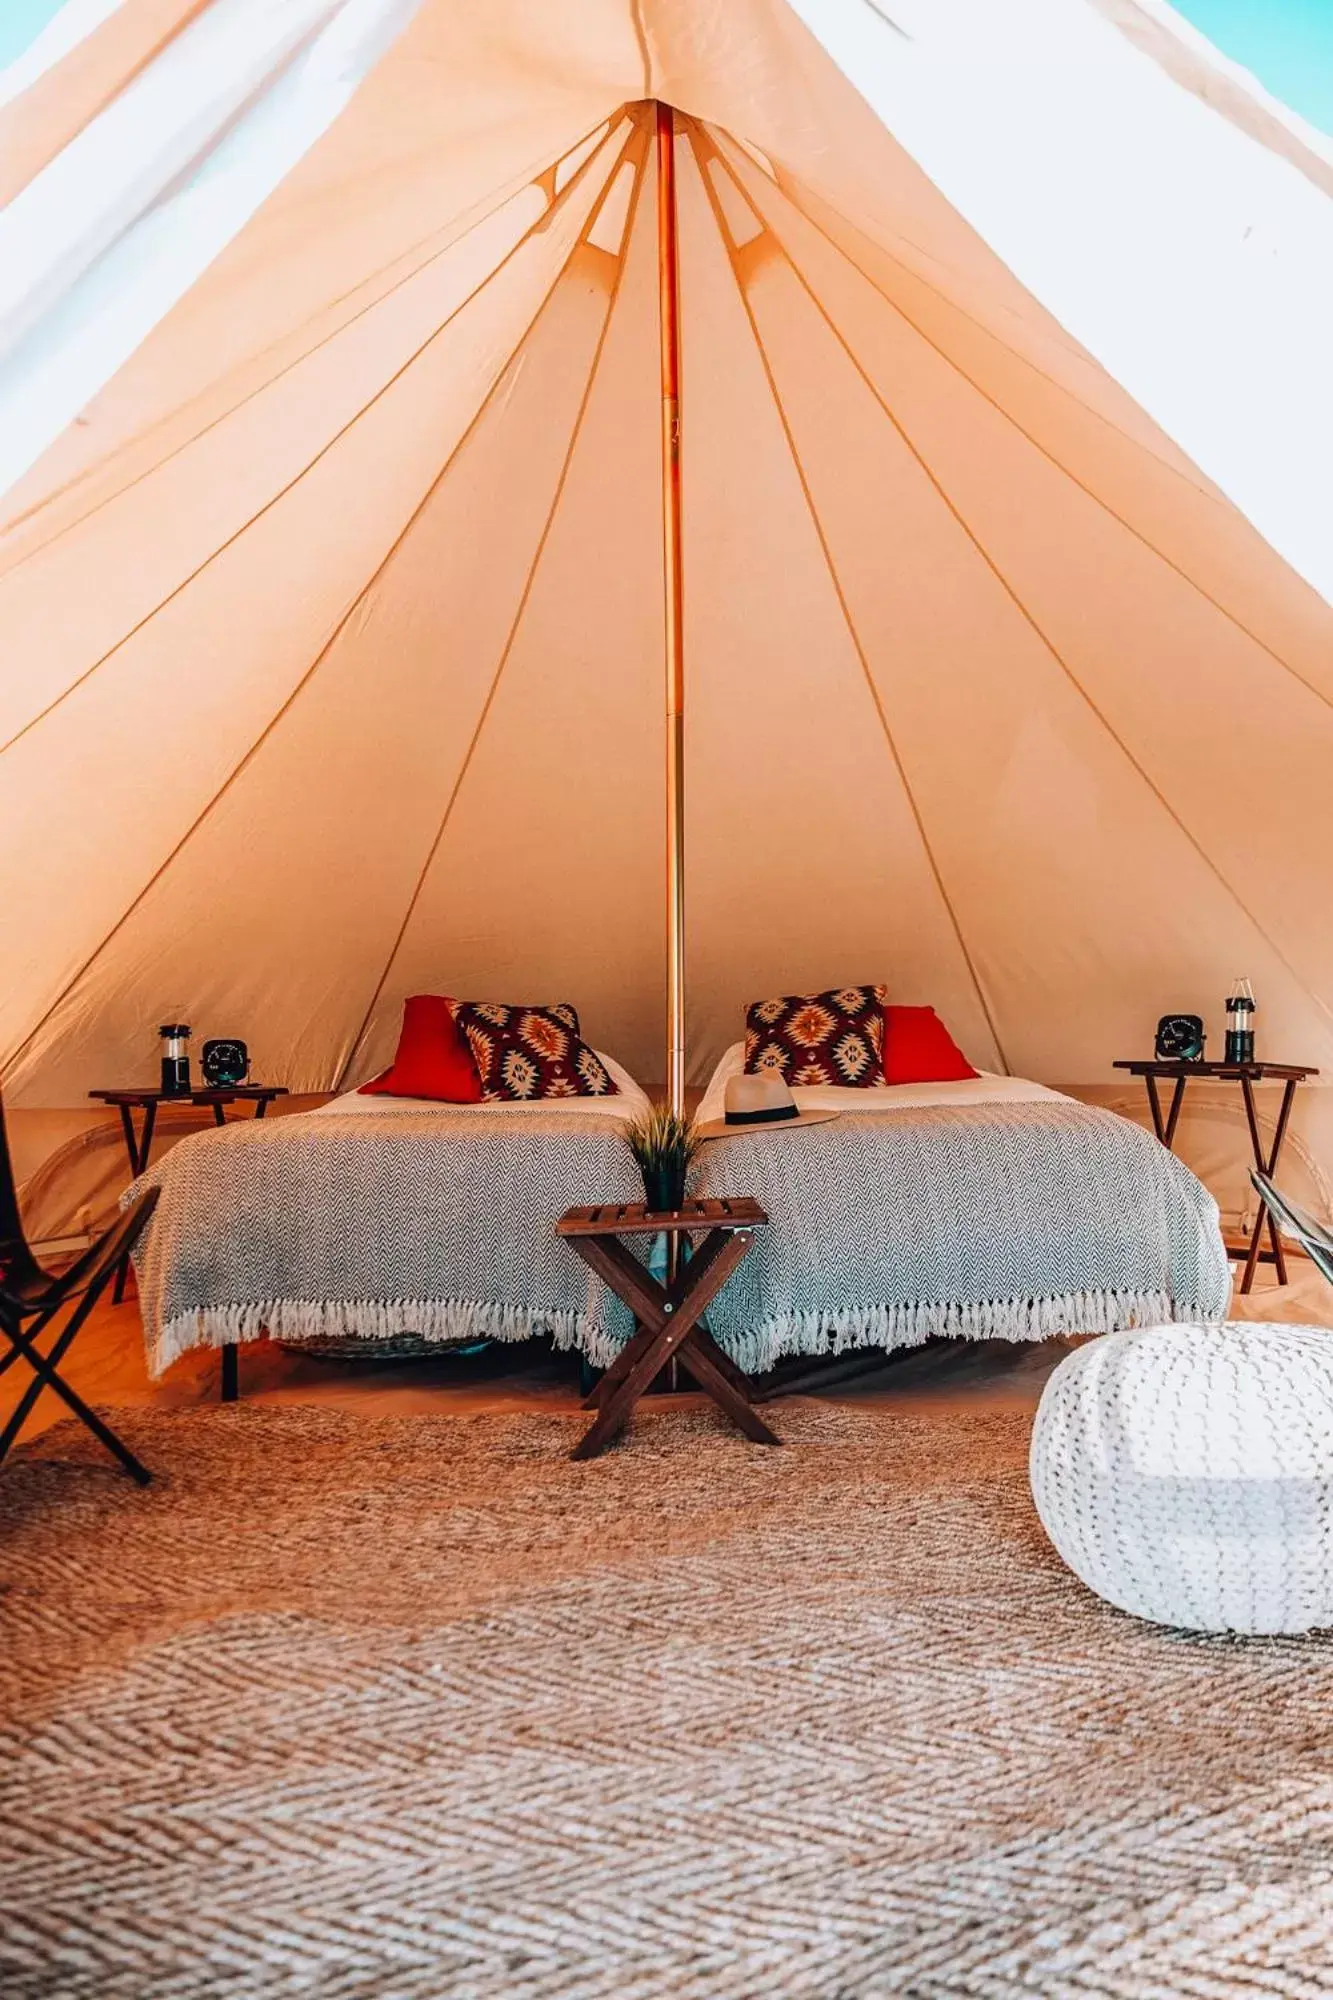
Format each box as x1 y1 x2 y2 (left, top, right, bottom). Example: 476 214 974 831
131 1039 1231 1380
693 1048 1230 1372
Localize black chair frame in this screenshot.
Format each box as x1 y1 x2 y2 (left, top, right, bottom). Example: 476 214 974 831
1251 1171 1333 1290
1 1088 159 1484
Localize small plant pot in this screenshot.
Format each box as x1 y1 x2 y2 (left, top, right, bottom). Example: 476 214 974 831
640 1166 686 1214
626 1103 700 1221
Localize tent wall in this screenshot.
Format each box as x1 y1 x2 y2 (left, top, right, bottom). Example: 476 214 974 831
787 0 1333 603
0 0 431 495
3 0 1332 1231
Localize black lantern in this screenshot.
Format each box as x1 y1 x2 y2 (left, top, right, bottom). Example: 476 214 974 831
1225 979 1256 1065
159 1023 191 1096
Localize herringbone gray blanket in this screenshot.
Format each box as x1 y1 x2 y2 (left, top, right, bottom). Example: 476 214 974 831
131 1097 1229 1378
694 1099 1232 1373
132 1110 643 1374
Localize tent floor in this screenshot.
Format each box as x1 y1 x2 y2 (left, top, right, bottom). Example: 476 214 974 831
5 1256 1329 1456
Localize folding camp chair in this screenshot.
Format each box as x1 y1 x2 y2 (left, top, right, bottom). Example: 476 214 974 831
1251 1172 1333 1290
0 1088 159 1485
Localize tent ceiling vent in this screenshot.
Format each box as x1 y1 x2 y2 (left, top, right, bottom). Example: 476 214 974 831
555 120 614 193
704 154 764 248
586 158 636 255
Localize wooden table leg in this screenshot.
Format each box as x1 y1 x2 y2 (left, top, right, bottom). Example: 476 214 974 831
1238 1077 1287 1291
569 1234 670 1410
677 1323 752 1399
112 1101 156 1306
1263 1079 1298 1286
570 1230 756 1460
1163 1074 1187 1148
1144 1074 1165 1143
590 1315 757 1413
208 1098 244 1396
676 1333 779 1447
567 1233 670 1422
581 1318 659 1408
1238 1076 1298 1293
571 1313 696 1460
1238 1213 1266 1295
1238 1075 1267 1294
1144 1073 1187 1149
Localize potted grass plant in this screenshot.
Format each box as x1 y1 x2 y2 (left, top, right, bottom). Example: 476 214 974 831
625 1102 702 1213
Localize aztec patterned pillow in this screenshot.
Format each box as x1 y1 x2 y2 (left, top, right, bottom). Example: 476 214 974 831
454 1001 618 1101
743 985 889 1088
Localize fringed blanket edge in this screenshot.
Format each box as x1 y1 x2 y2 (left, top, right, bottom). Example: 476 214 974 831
724 1288 1209 1377
148 1296 623 1380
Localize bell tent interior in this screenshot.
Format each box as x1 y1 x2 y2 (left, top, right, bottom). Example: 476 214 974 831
8 3 1333 1990
4 0 1333 1253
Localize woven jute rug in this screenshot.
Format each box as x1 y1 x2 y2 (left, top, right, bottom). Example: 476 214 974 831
3 1399 1333 1999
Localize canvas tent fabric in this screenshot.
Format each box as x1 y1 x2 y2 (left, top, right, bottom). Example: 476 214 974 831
0 0 429 493
3 0 1333 1175
7 1 1332 595
793 0 1333 605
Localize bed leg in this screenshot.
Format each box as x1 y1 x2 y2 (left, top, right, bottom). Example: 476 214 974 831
221 1346 239 1404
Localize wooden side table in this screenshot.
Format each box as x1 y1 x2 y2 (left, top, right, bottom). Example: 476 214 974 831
556 1198 780 1461
1113 1060 1318 1294
90 1085 288 1398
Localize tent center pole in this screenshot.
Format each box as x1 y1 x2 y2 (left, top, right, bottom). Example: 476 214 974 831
656 99 686 1120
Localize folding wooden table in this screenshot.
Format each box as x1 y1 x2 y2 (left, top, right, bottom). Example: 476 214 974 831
1113 1059 1318 1293
556 1197 780 1461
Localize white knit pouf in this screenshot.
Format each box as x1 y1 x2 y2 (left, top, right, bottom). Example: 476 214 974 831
1030 1322 1333 1634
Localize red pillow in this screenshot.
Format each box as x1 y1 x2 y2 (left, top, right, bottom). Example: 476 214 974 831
359 995 483 1102
880 1006 978 1085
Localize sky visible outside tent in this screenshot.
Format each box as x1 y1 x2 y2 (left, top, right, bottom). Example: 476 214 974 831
0 0 69 65
1173 0 1333 132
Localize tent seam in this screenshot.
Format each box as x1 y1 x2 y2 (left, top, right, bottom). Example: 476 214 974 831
0 116 627 564
0 0 216 208
724 130 1234 511
704 138 1333 1034
1 127 639 1085
332 131 652 1092
687 119 1012 1076
628 0 653 100
0 123 628 760
717 134 1333 710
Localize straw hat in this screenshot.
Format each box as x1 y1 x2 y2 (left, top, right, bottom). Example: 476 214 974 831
696 1071 840 1141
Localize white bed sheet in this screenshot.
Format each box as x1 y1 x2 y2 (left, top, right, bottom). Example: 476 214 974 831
696 1043 1068 1130
310 1050 650 1123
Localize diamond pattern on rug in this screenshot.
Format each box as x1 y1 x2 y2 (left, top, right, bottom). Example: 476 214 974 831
2 1402 1333 1998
